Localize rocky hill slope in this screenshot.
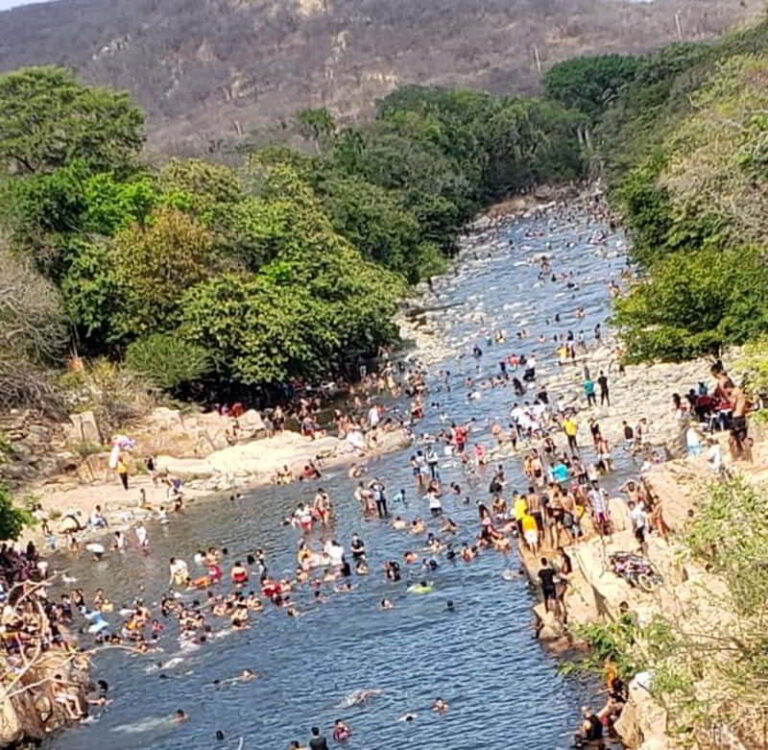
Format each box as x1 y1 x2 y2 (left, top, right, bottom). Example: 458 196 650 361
0 0 761 153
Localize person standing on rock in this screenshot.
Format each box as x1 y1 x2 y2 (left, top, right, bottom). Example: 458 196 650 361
145 455 158 485
576 330 586 353
562 415 579 453
522 511 539 554
628 500 648 556
537 558 558 616
588 417 601 449
597 370 610 406
117 457 129 491
726 384 749 460
583 376 596 407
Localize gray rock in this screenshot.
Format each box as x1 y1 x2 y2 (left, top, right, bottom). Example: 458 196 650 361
63 411 102 445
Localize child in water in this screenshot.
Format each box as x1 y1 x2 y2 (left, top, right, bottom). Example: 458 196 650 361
332 719 350 742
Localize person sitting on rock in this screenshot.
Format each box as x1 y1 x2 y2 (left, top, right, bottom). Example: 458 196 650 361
574 705 603 746
597 676 627 729
50 674 86 721
89 505 108 529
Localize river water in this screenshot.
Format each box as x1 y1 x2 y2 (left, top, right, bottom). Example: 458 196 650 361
48 203 633 750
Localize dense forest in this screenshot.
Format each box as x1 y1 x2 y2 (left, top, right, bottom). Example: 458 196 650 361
0 67 584 412
4 16 768 420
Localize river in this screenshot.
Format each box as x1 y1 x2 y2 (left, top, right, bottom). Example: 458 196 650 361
47 201 634 750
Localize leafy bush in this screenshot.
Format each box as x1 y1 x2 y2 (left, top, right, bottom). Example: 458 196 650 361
124 334 212 391
0 485 34 541
736 336 768 399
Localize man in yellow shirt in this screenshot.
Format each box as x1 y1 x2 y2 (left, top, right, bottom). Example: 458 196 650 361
563 416 579 453
116 458 129 491
522 513 539 553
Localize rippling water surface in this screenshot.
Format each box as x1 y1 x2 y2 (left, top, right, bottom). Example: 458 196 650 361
49 206 633 750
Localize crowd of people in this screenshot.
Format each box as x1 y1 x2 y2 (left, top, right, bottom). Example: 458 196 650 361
8 197 755 749
0 540 110 727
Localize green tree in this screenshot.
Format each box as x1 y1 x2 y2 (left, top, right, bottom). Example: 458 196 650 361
314 172 443 281
544 54 641 121
59 237 122 349
0 162 156 277
0 66 144 175
181 274 340 385
614 246 768 362
158 159 244 219
81 171 157 235
110 207 215 338
295 108 337 154
482 98 584 197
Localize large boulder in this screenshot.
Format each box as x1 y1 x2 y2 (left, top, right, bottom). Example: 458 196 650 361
615 680 673 749
155 455 215 479
62 411 102 446
146 407 184 431
0 692 24 746
238 409 266 436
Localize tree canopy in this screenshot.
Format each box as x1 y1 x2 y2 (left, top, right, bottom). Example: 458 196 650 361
0 65 587 402
543 54 641 121
0 67 144 175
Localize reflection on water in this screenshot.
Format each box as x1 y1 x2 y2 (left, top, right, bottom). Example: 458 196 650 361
48 207 633 750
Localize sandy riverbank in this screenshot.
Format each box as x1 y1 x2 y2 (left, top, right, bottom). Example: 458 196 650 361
19 425 411 548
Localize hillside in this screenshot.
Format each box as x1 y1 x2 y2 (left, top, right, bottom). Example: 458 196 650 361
0 0 761 153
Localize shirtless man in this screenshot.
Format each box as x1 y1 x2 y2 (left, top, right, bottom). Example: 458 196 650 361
531 452 544 486
726 385 749 460
526 487 543 534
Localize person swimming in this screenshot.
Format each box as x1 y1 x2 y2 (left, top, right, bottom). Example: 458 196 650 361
432 698 449 713
385 561 401 581
407 580 433 594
